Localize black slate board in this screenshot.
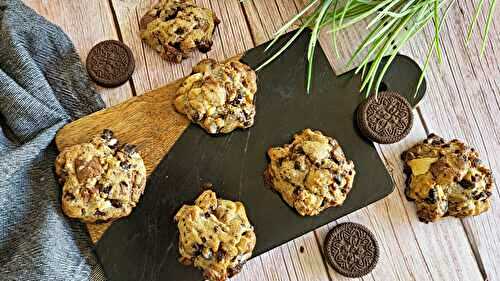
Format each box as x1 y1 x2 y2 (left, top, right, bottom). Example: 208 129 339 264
95 31 426 281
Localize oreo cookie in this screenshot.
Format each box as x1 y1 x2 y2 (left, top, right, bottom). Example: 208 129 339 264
86 40 135 88
324 222 379 278
357 91 413 144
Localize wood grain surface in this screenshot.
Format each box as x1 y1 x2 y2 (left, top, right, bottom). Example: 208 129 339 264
25 0 499 280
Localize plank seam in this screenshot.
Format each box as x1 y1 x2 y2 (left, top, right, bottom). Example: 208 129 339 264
239 1 258 46
312 230 333 281
107 0 138 97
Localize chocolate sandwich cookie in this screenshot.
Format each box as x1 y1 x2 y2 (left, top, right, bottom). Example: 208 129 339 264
324 222 379 278
86 40 135 87
357 91 413 144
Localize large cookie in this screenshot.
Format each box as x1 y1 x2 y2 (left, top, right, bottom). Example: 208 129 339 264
265 129 356 216
175 189 256 281
55 129 146 223
402 134 494 223
140 0 220 63
174 59 258 134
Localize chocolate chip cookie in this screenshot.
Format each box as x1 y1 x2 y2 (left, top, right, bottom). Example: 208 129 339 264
140 0 220 63
175 189 256 281
265 129 356 216
402 134 494 223
174 59 258 134
55 129 146 223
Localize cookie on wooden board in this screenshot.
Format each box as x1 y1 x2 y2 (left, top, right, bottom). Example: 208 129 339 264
356 91 413 144
55 129 146 223
174 189 256 281
140 0 220 63
86 40 135 87
402 134 494 223
324 222 379 278
174 59 258 134
265 129 356 216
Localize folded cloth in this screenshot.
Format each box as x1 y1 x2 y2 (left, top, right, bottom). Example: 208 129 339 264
0 0 106 280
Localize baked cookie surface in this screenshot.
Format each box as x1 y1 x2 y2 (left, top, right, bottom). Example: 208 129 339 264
55 130 146 223
265 129 356 216
174 190 256 281
140 0 220 63
174 59 258 134
402 134 494 223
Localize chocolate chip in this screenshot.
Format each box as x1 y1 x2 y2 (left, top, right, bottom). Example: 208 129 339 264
122 144 137 155
110 199 122 208
196 39 213 53
175 27 185 35
101 185 112 194
294 161 302 170
425 189 437 204
458 179 475 189
201 237 206 243
191 112 202 122
64 192 76 200
228 262 244 277
120 161 132 170
473 192 486 201
333 175 343 185
204 212 211 219
101 129 114 140
216 249 226 261
95 209 106 216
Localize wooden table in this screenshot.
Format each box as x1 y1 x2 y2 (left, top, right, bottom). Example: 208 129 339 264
24 1 499 280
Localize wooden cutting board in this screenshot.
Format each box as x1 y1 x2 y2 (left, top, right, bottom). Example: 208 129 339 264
55 55 240 243
56 31 426 280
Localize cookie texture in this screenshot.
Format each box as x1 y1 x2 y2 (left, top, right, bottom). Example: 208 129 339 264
140 0 220 63
324 222 379 278
265 129 356 216
174 190 256 281
174 59 258 134
357 91 413 144
55 129 146 223
402 134 494 223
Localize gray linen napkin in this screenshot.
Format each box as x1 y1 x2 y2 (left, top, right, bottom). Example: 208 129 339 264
0 0 107 280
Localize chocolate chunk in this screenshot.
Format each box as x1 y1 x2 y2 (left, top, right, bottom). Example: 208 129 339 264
216 249 226 262
458 179 475 189
196 39 213 53
101 185 112 194
122 144 137 155
356 91 413 144
86 40 135 87
101 129 114 140
425 189 437 204
120 161 132 170
324 222 379 278
75 157 103 183
140 14 157 30
228 262 244 277
110 199 122 208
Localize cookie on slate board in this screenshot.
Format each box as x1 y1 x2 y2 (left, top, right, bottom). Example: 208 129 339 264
140 0 220 63
402 134 494 223
357 91 413 144
264 129 356 216
324 222 379 278
174 58 258 134
86 40 135 87
55 129 146 223
174 189 256 281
